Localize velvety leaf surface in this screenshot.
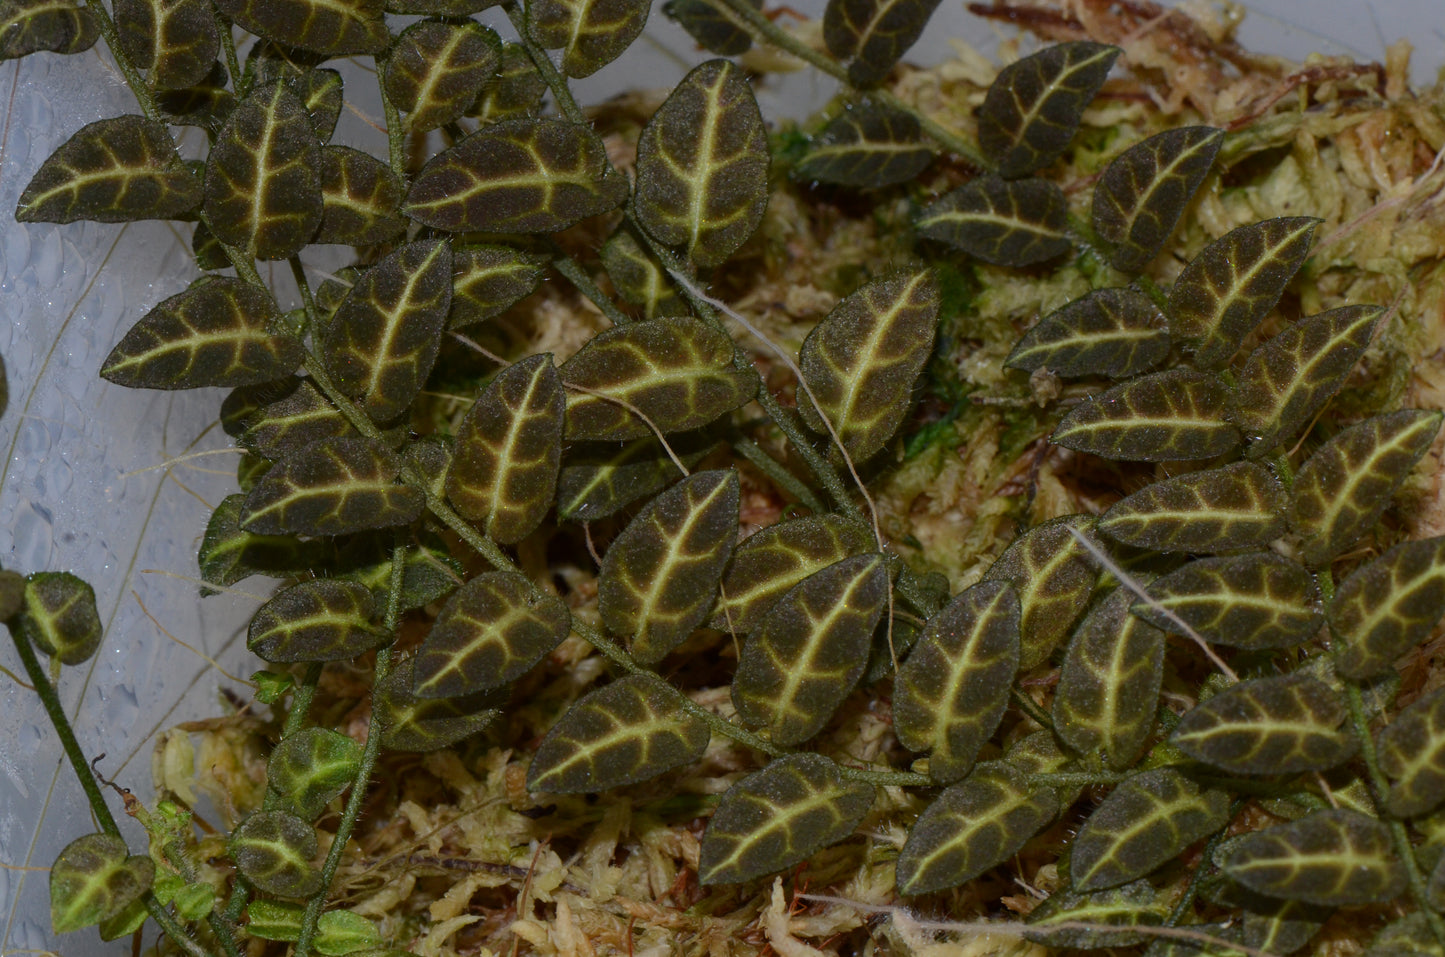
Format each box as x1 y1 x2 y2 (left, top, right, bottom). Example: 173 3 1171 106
797 270 939 462
1290 410 1442 566
1170 674 1356 774
198 494 322 590
229 811 321 899
212 0 387 55
266 728 362 820
710 514 875 633
247 579 386 663
384 19 501 133
732 554 888 746
405 118 625 233
1362 913 1441 957
413 571 570 698
336 530 464 613
102 278 303 390
17 115 200 223
315 145 405 245
1211 883 1332 957
446 354 564 544
822 0 941 87
600 226 686 319
634 59 769 268
558 314 757 440
1071 768 1230 892
1134 552 1321 650
19 572 102 665
1005 286 1168 380
322 239 453 423
375 660 502 752
156 60 235 132
49 834 154 933
556 434 709 522
663 0 756 55
290 67 342 140
1053 586 1164 770
599 470 739 663
528 0 648 77
204 82 323 261
1329 535 1445 678
467 43 547 123
1377 685 1445 818
895 763 1056 895
0 0 97 58
1091 126 1223 272
528 674 710 792
894 581 1019 783
978 41 1120 178
982 514 1098 669
241 437 425 536
239 378 355 458
114 0 216 88
1169 217 1320 368
1098 461 1288 553
449 245 545 328
1025 879 1169 949
793 102 934 187
1051 368 1238 462
1227 305 1381 456
1219 809 1403 906
698 753 873 884
385 0 497 12
914 174 1071 266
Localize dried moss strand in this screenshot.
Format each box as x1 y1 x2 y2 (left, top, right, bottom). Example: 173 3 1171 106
83 0 159 121
548 246 632 326
731 433 828 514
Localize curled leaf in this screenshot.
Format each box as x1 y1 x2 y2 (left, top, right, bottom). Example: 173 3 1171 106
375 659 502 752
600 226 686 319
663 0 756 55
556 434 709 522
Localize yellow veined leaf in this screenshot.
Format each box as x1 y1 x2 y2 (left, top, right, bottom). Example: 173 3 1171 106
982 514 1099 669
662 0 757 56
18 571 103 665
1170 674 1356 775
1098 461 1288 553
314 145 406 246
228 811 321 899
1134 552 1322 650
266 728 362 820
822 0 941 88
915 174 1071 266
1050 368 1239 462
1025 879 1169 949
49 834 154 933
212 0 387 56
240 436 425 537
1377 685 1445 818
466 43 547 124
600 226 687 319
246 579 387 663
0 0 97 60
555 433 712 523
793 101 935 188
384 18 501 133
114 0 218 89
1329 535 1445 678
1218 809 1403 906
528 0 649 77
1005 286 1169 380
374 658 503 752
449 244 546 329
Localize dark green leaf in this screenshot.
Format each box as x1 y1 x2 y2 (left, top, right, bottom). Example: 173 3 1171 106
555 434 710 522
663 0 756 56
559 314 757 441
375 659 502 752
446 355 564 544
241 437 425 537
322 239 453 423
528 674 710 792
1071 768 1230 892
1051 368 1239 462
732 553 889 746
1091 126 1223 272
385 0 497 13
896 762 1056 894
1171 674 1356 774
1053 586 1164 770
404 118 625 233
17 115 200 223
528 0 648 77
467 43 547 124
698 753 873 884
0 570 24 621
315 145 405 246
599 470 739 663
1363 913 1443 957
1219 808 1403 905
1098 461 1288 553
0 0 96 60
156 60 235 132
192 219 228 269
982 514 1098 669
798 270 939 462
247 579 387 663
204 82 323 261
1134 552 1321 650
915 175 1071 267
267 728 362 820
822 0 941 88
1377 685 1445 818
1005 286 1168 380
600 226 686 319
198 494 323 590
291 68 342 140
1228 305 1381 456
449 244 545 328
212 0 386 55
49 834 154 933
1209 883 1331 957
1168 217 1320 368
1290 410 1442 566
1330 535 1445 678
114 0 217 88
635 59 769 268
335 530 464 612
793 102 934 187
19 572 101 665
239 377 355 459
384 19 501 133
229 811 321 899
413 571 570 698
894 581 1019 783
979 41 1120 178
102 278 303 390
1025 879 1169 949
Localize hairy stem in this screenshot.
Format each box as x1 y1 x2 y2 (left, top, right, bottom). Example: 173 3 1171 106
1167 798 1246 926
215 13 243 99
84 0 159 121
504 2 588 126
731 434 828 515
548 245 633 326
1010 688 1055 731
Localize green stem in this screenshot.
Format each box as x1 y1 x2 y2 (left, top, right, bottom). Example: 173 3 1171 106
1132 273 1173 316
1011 688 1055 731
1031 771 1130 788
289 257 321 337
1167 798 1246 926
548 246 632 326
731 434 827 514
84 0 159 121
1345 682 1445 949
379 82 406 182
504 2 588 126
215 12 243 98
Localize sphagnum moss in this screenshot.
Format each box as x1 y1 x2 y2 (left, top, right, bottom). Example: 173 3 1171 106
6 0 1445 955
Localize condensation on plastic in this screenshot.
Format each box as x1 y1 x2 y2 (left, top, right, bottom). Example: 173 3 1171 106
0 3 1437 954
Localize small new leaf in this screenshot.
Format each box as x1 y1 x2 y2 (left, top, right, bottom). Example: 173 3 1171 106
19 572 102 665
267 728 362 820
1134 552 1322 650
50 834 154 933
384 19 501 133
212 0 386 55
915 175 1071 266
528 0 649 77
528 674 710 792
315 145 406 246
1170 674 1357 774
1219 809 1403 906
698 753 873 884
1005 286 1169 380
793 102 935 188
978 41 1120 178
229 811 321 899
1329 535 1445 678
241 437 425 537
982 514 1098 669
1098 461 1288 553
17 115 200 223
1091 126 1223 272
1377 685 1445 818
634 59 769 268
600 227 686 319
450 245 545 328
247 579 386 663
1051 368 1239 462
822 0 941 88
